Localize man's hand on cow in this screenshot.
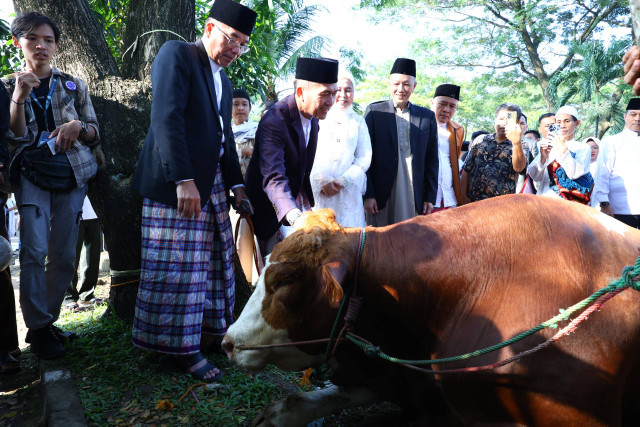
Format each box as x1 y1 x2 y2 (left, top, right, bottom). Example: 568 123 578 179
601 205 614 217
321 180 343 197
623 46 640 95
176 180 201 219
423 202 434 215
364 198 378 215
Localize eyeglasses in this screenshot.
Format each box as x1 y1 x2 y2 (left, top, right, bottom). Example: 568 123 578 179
214 25 250 55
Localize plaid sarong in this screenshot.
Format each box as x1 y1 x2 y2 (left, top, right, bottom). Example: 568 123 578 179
132 164 235 355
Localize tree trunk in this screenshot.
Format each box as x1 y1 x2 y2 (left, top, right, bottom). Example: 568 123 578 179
121 0 195 80
13 0 193 321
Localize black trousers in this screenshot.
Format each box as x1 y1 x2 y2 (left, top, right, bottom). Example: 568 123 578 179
614 214 640 229
0 197 18 352
65 218 102 303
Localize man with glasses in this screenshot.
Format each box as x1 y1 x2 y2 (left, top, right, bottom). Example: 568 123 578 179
132 0 257 382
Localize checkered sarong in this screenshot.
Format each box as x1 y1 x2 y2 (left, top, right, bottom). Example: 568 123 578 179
132 164 235 354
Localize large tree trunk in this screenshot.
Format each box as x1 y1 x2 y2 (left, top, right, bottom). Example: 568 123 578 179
13 0 194 321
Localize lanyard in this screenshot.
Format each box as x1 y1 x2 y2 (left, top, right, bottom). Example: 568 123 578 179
30 76 57 130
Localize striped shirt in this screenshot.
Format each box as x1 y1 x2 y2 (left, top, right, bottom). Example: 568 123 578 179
2 66 100 187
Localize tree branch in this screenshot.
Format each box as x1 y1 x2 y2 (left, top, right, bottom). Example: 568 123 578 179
550 1 620 80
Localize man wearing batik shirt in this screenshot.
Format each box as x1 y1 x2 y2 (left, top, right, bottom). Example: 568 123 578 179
592 98 640 228
461 103 527 203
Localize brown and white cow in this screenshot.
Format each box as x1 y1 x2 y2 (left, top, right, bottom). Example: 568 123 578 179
223 194 640 426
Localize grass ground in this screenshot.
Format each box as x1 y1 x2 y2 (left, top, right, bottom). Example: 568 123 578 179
56 304 312 426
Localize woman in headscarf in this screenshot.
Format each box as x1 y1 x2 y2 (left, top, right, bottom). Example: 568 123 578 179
311 74 372 227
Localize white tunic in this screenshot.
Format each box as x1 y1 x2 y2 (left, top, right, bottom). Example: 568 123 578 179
435 122 456 208
527 139 591 199
592 128 640 215
311 106 372 228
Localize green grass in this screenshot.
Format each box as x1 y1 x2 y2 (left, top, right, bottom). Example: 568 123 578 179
56 305 310 426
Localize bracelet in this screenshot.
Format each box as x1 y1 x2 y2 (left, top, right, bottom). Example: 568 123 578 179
11 99 25 105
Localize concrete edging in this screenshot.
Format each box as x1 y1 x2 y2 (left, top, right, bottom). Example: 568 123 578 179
40 359 87 427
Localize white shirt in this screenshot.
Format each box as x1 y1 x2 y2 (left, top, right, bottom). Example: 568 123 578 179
527 138 591 199
299 112 312 146
435 122 457 208
592 128 640 214
81 196 97 220
208 57 225 153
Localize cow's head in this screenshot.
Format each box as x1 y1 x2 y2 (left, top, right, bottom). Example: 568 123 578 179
223 209 354 372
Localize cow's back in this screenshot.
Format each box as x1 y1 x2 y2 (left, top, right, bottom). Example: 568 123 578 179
357 194 640 425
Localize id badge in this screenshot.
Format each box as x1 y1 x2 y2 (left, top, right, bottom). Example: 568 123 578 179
37 131 51 147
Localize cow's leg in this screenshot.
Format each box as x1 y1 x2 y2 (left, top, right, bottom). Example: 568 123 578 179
253 385 377 427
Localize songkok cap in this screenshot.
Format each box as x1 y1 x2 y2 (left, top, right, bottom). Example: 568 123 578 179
434 83 460 101
390 58 416 77
208 0 258 36
626 98 640 111
295 57 339 84
232 88 251 104
555 105 580 121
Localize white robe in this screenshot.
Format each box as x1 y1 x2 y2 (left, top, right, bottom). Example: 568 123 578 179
592 128 640 215
310 106 372 228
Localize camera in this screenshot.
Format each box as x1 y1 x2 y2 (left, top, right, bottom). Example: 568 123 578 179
548 124 560 135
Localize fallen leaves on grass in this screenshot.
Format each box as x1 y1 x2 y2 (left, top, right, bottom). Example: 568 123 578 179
300 368 312 387
156 399 175 411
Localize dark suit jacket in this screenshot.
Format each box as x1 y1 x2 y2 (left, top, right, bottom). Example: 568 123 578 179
245 94 318 240
133 39 243 207
364 100 438 212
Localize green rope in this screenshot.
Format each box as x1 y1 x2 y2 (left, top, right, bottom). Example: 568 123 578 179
322 229 367 363
347 255 640 366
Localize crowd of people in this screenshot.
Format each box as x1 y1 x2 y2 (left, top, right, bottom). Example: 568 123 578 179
1 0 639 384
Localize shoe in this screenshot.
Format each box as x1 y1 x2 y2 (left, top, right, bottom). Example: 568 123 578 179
0 352 20 374
175 352 224 383
29 325 66 360
50 325 78 343
26 325 78 344
88 297 104 305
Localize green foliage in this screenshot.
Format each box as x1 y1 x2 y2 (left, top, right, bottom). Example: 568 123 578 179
88 0 129 69
0 18 21 77
226 0 329 102
359 0 631 109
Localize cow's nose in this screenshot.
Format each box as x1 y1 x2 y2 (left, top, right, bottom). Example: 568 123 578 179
221 336 234 357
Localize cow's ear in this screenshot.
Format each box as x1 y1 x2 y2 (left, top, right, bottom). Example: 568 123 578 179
319 261 346 307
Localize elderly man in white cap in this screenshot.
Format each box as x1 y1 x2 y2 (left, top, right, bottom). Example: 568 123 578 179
528 105 593 204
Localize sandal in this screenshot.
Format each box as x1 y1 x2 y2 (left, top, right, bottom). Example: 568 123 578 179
176 352 224 383
63 301 79 311
1 352 21 374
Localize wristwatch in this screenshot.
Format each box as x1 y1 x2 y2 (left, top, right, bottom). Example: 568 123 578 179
78 121 89 135
599 201 610 208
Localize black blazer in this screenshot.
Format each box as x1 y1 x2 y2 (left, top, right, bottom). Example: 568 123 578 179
363 100 439 211
133 39 243 207
245 95 318 240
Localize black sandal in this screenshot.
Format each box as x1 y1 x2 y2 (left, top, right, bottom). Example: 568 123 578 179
176 352 224 383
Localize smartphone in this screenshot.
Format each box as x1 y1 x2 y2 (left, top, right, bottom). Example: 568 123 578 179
548 124 560 135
